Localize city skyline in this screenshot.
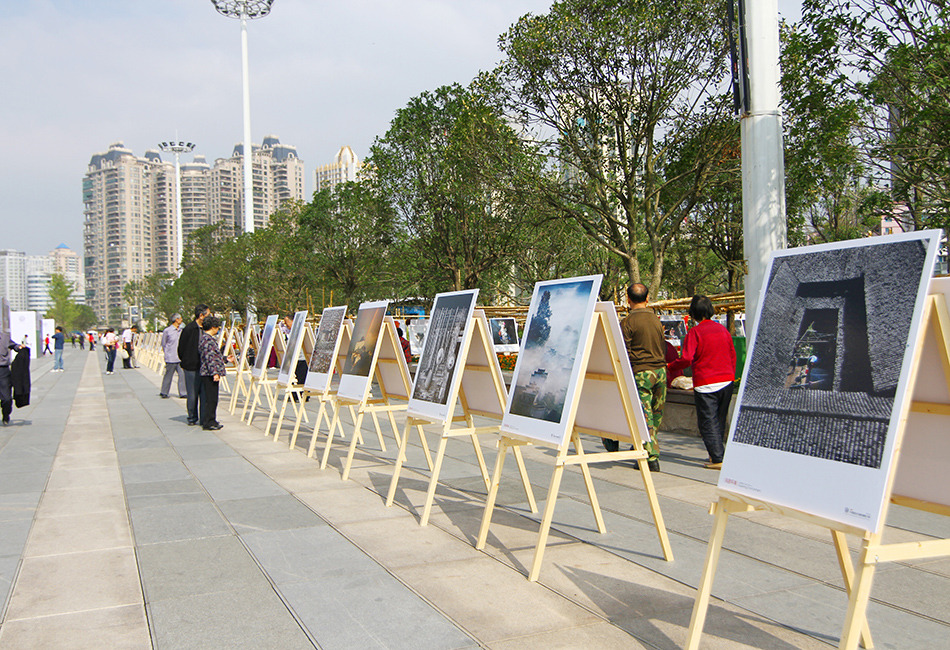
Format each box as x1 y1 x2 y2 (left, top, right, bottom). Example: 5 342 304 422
1 1 803 257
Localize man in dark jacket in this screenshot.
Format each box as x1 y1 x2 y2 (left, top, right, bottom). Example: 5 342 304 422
178 304 210 426
1 330 26 425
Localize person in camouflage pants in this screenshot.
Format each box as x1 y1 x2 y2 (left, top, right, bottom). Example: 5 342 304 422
635 366 667 460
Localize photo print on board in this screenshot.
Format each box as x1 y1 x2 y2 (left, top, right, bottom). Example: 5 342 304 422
411 290 478 407
308 306 346 376
489 317 520 353
732 236 934 469
342 303 387 378
508 276 601 425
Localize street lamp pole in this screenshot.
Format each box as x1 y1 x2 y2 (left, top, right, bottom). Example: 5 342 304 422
158 140 195 274
210 0 274 235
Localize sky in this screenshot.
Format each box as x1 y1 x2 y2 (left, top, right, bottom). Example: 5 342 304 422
0 0 802 257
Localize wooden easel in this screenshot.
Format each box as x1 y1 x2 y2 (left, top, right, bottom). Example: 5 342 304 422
229 324 257 415
686 289 950 650
288 312 354 455
325 317 433 480
268 315 315 442
242 314 280 425
218 324 237 393
386 309 537 526
477 302 674 581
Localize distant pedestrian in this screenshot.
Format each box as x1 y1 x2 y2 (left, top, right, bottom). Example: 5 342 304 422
89 332 95 351
198 315 230 431
396 326 411 364
159 314 186 399
79 334 85 350
43 335 51 356
668 295 736 469
121 325 136 369
71 334 76 348
52 326 65 372
102 327 119 374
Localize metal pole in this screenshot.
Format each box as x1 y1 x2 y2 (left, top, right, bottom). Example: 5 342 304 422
241 11 254 234
740 0 786 335
174 150 184 271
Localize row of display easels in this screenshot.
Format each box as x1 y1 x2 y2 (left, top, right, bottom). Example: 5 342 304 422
331 317 430 480
687 289 950 649
228 324 258 415
476 302 674 581
385 310 538 526
241 315 282 425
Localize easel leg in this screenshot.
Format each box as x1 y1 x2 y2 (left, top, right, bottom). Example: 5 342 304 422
371 410 386 452
476 440 510 550
527 457 567 582
341 411 366 481
385 418 414 508
839 535 880 650
290 394 313 450
832 531 874 649
685 498 732 650
304 402 326 456
572 432 605 534
269 390 289 440
420 434 448 527
320 406 343 468
638 452 674 561
511 445 538 513
386 409 403 449
348 405 363 446
470 433 490 490
416 423 433 470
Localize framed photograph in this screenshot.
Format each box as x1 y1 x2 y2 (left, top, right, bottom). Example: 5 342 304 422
304 305 347 391
277 310 308 385
409 289 479 422
720 231 941 533
338 300 389 401
252 314 279 379
489 317 520 353
501 275 603 447
405 317 429 356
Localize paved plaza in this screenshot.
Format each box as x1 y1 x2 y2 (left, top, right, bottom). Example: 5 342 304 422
0 347 947 648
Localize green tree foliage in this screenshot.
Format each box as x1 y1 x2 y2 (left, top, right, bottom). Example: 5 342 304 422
73 304 97 332
496 0 734 296
369 82 544 295
795 0 950 232
45 273 78 328
298 182 396 307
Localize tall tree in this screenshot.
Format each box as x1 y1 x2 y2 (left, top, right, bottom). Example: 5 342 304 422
369 82 543 293
496 0 733 295
46 273 78 328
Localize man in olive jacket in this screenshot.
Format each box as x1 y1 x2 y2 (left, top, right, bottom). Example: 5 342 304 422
178 304 209 426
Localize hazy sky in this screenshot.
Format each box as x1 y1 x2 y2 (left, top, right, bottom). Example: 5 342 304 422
1 0 802 257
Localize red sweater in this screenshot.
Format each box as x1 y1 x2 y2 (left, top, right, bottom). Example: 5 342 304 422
667 319 736 388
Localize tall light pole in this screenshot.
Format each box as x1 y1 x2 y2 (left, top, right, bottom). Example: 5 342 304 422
158 140 195 274
210 0 274 235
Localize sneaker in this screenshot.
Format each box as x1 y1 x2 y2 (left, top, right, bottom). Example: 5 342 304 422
601 438 619 452
159 394 169 399
633 458 661 472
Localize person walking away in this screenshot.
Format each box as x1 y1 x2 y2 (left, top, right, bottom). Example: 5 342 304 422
178 304 210 426
667 295 736 469
102 327 119 374
607 283 667 472
70 334 76 348
43 335 51 356
89 332 95 351
159 314 187 399
51 326 65 372
198 315 232 430
79 333 85 350
121 326 136 369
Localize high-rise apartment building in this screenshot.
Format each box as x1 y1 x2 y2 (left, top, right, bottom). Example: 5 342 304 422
0 250 27 311
313 146 362 193
84 138 305 324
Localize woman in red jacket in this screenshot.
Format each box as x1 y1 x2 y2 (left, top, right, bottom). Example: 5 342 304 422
668 295 736 469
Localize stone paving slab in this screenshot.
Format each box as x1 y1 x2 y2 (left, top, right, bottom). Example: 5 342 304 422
1 347 948 648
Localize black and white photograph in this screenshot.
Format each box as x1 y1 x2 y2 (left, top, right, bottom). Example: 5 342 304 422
252 315 279 379
502 275 602 446
409 290 478 420
305 306 347 390
489 317 519 353
721 231 941 533
277 310 308 385
406 318 429 356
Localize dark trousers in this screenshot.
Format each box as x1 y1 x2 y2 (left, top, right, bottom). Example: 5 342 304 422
105 348 116 372
184 369 205 424
694 383 734 464
200 376 220 428
122 343 133 368
0 366 11 420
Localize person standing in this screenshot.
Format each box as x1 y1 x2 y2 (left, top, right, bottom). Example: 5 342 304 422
121 325 136 369
0 330 26 425
88 332 95 351
198 315 231 430
610 283 667 472
159 314 187 399
79 333 85 350
102 327 119 374
178 304 210 426
668 295 737 469
51 326 65 372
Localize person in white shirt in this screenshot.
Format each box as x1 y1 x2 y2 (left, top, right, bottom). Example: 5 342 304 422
121 326 137 369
